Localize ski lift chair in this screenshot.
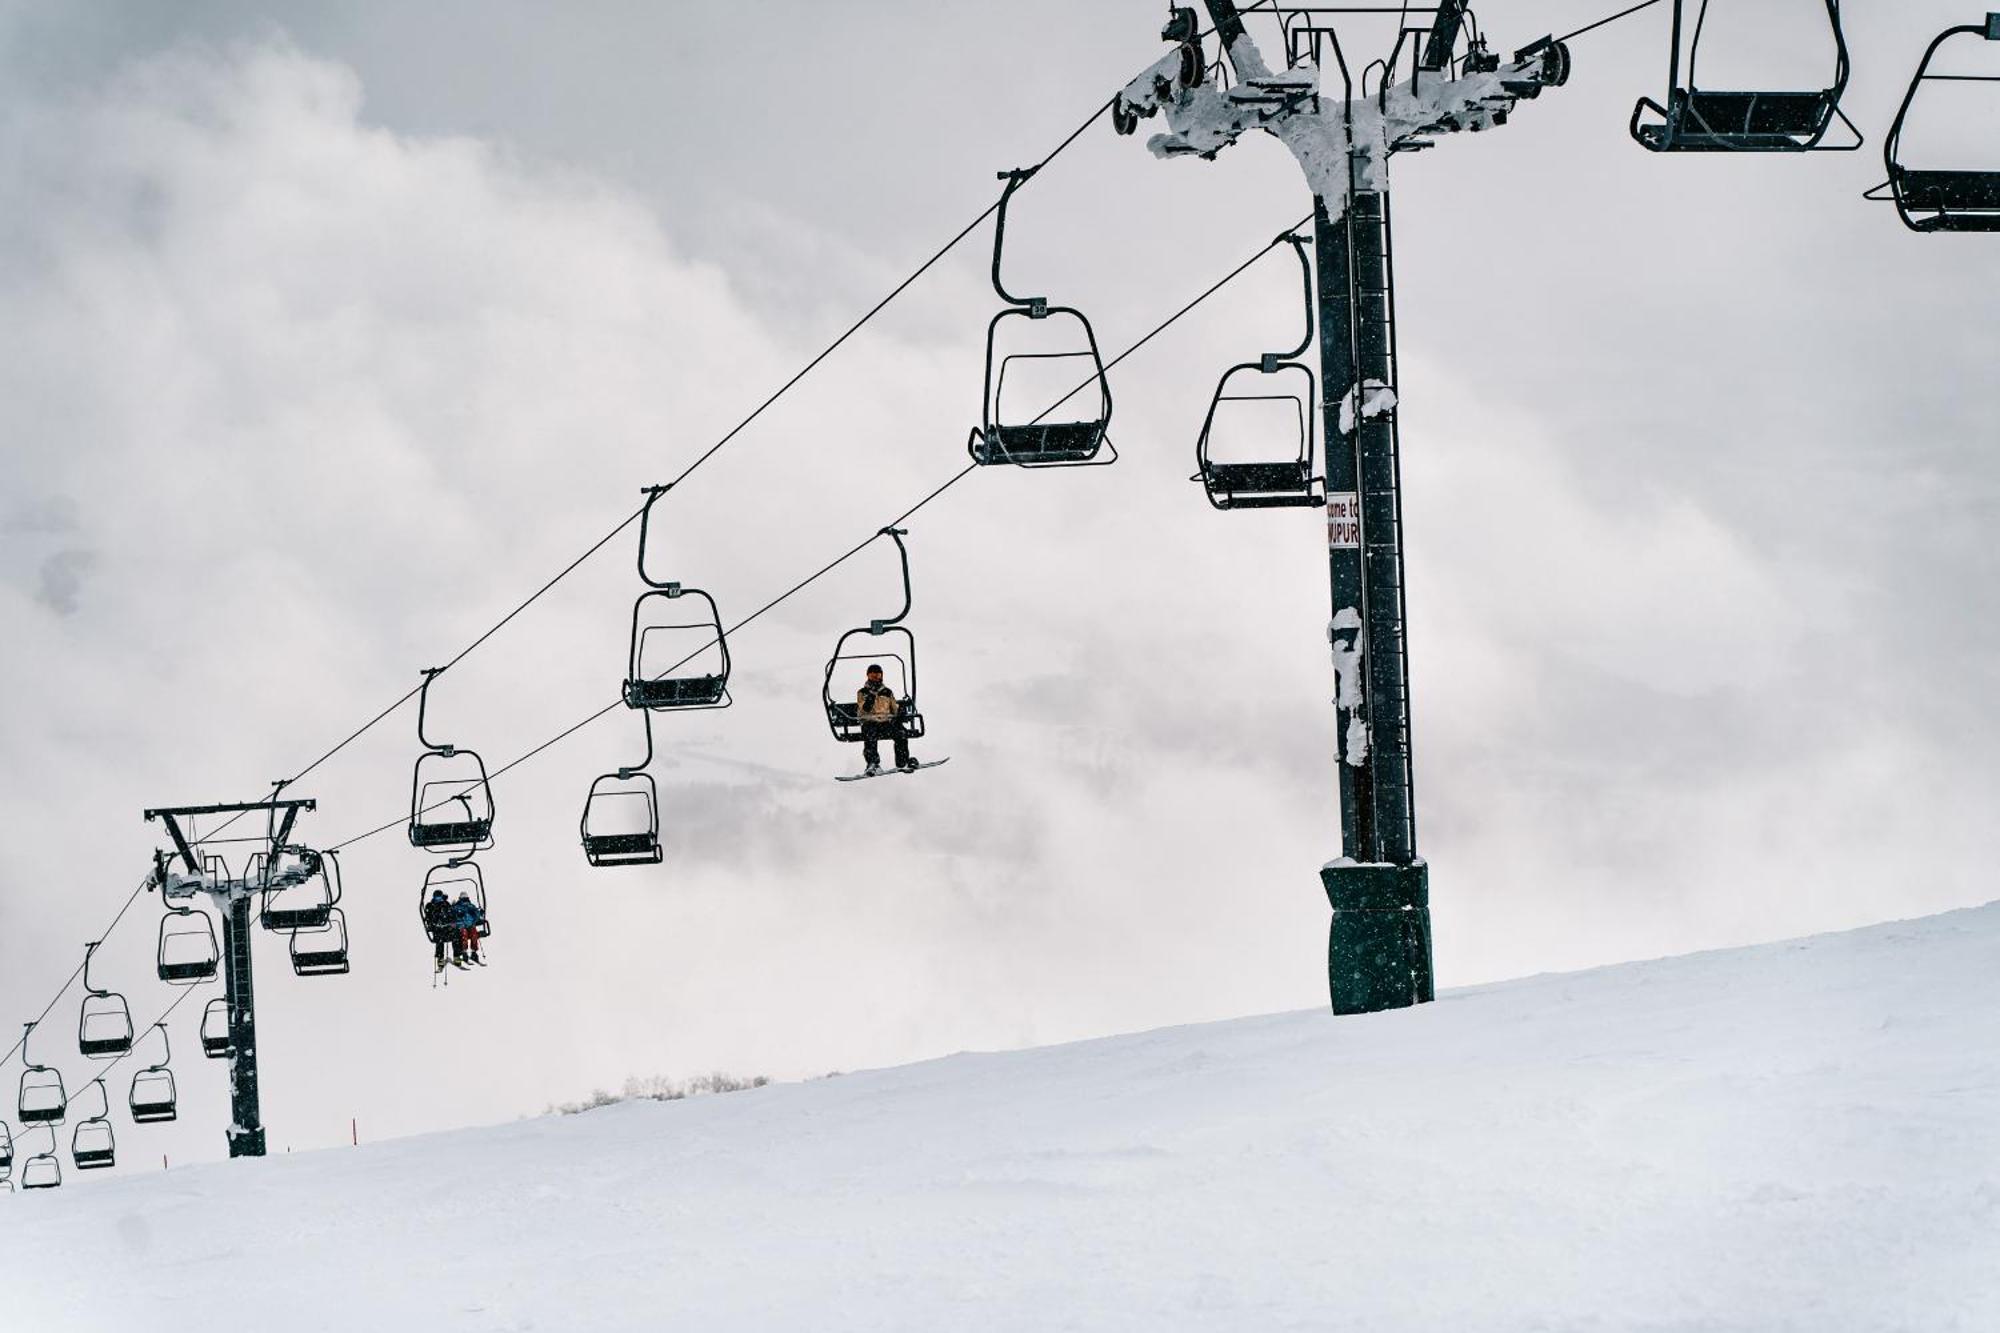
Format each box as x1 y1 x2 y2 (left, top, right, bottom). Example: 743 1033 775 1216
157 903 221 983
821 529 928 743
1868 17 2000 231
290 908 351 977
77 941 135 1058
967 169 1116 468
420 860 492 945
17 1024 66 1126
19 1128 60 1190
622 485 733 711
408 668 496 855
128 1024 177 1125
1195 233 1325 510
582 712 664 868
70 1080 114 1170
261 847 338 931
1630 0 1858 152
1 1120 13 1176
199 998 232 1059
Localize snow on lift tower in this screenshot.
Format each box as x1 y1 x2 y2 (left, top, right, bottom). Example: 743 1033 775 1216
1111 2 1568 1016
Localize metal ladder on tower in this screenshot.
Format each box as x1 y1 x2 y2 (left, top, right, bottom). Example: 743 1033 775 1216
1347 188 1418 866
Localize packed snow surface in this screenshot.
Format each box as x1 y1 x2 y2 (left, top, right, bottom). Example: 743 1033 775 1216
4 905 1996 1331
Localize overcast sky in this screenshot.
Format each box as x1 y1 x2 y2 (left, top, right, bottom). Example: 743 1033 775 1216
1 1 1995 1171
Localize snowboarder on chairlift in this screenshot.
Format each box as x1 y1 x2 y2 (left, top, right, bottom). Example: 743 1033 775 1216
423 889 457 972
857 663 916 776
451 890 487 967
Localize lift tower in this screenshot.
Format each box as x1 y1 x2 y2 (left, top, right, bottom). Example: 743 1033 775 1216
146 796 319 1157
1114 3 1570 1013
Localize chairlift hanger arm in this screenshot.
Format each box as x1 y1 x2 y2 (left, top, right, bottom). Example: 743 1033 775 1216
415 667 454 754
620 709 656 779
990 170 1045 311
635 485 682 591
1270 231 1314 363
873 527 914 630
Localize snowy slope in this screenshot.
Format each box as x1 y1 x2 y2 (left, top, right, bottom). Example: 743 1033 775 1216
3 905 1996 1332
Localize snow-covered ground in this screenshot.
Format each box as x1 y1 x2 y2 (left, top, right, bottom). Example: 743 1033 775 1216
4 904 1995 1332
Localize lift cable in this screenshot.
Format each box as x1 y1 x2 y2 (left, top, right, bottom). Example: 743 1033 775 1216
325 216 1313 854
1557 0 1667 45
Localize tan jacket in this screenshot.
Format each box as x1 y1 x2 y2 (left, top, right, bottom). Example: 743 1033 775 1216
857 682 898 721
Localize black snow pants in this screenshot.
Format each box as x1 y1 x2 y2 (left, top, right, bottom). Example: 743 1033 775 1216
861 718 910 769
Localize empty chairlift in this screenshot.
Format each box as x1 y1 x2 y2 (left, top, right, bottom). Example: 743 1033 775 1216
823 528 928 744
261 846 338 931
17 1022 66 1125
77 940 134 1058
0 1119 12 1179
128 1023 177 1125
967 168 1115 468
199 998 232 1059
157 902 220 984
1869 16 2000 231
622 485 731 711
291 909 351 977
408 667 497 855
582 711 664 868
70 1079 114 1170
19 1127 60 1190
1195 232 1325 511
1630 0 1858 152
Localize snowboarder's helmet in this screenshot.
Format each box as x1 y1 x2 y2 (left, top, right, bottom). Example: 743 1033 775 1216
866 664 884 675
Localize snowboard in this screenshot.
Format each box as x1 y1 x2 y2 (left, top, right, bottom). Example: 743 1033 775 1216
835 758 951 783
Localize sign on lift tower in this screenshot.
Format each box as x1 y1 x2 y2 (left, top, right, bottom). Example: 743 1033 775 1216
1113 2 1570 1013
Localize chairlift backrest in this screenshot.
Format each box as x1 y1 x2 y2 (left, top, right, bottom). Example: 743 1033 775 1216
199 997 232 1059
158 903 221 984
71 1079 115 1169
261 847 338 931
969 169 1115 468
1873 19 2000 232
17 1023 68 1126
19 1128 59 1190
290 908 352 977
1629 0 1857 153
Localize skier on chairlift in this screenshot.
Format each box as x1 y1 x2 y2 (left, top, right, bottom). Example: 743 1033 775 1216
423 888 457 972
451 890 487 967
857 663 917 777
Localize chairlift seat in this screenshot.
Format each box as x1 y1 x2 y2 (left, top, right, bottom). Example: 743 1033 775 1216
408 818 494 850
19 1156 59 1189
130 1073 178 1125
291 910 351 976
582 832 663 866
200 999 232 1059
973 421 1108 467
826 700 926 744
1203 461 1323 508
18 1072 66 1125
1889 169 2000 230
261 903 334 931
73 1145 114 1169
622 675 727 710
1636 88 1839 151
157 957 219 983
78 1033 133 1058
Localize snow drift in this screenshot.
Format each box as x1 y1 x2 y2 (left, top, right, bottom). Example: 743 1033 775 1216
3 903 1995 1331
